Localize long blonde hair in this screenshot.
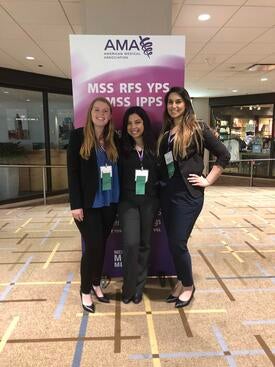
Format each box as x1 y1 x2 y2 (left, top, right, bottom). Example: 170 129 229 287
158 87 203 159
80 97 118 162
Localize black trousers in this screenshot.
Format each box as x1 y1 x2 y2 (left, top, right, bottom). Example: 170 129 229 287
75 204 117 293
119 196 159 299
160 177 203 287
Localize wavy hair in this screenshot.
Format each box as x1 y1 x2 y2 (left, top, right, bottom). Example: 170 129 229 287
121 106 156 156
80 97 118 162
158 87 203 159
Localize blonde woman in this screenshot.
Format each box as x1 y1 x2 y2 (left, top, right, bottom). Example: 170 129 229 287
158 87 230 308
67 97 120 313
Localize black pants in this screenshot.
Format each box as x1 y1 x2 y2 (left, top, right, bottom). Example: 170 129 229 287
160 177 203 287
119 196 159 299
75 204 117 293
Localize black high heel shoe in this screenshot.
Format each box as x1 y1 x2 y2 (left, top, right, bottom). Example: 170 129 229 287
91 285 110 303
175 286 195 308
80 290 95 313
166 294 178 303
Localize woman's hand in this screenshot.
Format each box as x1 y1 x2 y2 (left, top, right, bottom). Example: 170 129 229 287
71 208 84 221
187 174 210 187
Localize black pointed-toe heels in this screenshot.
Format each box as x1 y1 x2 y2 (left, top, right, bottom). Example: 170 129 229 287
80 291 95 313
175 286 195 308
165 294 178 303
91 285 110 303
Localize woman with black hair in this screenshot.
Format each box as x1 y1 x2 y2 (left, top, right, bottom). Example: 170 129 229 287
158 87 230 308
119 106 159 304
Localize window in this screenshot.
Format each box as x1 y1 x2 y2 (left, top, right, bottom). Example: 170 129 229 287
48 93 74 191
0 87 45 200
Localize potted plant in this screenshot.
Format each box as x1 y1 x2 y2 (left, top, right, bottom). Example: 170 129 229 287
0 142 26 200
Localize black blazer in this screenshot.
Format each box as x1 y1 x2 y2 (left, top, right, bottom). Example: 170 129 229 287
67 127 120 210
158 122 231 198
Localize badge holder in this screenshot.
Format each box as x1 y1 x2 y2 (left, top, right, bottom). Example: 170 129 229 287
135 169 148 195
164 151 175 178
100 166 112 191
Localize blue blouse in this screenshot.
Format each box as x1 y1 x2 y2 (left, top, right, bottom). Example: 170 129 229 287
92 147 120 208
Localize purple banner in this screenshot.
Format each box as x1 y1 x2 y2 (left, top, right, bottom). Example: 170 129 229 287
70 35 185 276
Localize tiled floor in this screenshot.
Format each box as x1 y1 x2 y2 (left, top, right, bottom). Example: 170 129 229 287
0 186 274 367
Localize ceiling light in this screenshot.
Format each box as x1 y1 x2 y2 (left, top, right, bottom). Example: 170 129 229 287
247 64 275 72
198 14 210 21
3 91 9 94
261 77 268 81
232 89 238 93
26 56 35 60
26 99 30 102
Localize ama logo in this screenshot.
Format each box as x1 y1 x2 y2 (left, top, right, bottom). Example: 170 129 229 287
104 36 153 58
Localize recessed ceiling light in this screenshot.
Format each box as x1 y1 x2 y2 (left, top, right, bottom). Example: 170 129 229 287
247 64 275 72
198 14 211 21
261 77 268 81
26 56 35 60
26 99 31 102
3 91 9 94
232 89 238 93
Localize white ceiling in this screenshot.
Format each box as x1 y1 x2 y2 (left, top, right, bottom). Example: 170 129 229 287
0 0 275 97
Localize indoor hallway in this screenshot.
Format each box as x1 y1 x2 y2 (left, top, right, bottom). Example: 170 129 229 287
0 186 274 367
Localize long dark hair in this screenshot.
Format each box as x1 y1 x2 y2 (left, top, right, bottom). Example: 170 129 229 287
121 106 156 156
158 86 203 158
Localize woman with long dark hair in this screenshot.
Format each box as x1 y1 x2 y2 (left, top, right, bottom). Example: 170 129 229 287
67 97 120 313
158 87 230 308
119 106 159 304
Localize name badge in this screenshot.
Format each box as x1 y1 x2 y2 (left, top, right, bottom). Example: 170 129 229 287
135 169 149 195
164 151 175 178
100 165 112 191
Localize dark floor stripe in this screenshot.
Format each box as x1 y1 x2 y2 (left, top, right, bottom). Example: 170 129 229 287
214 201 226 207
7 336 140 343
255 335 275 366
9 243 33 271
244 241 266 259
1 261 80 266
223 258 247 286
178 309 193 337
0 223 9 230
248 205 257 211
0 236 75 241
198 250 235 301
207 275 275 280
0 299 47 303
209 211 220 220
244 219 263 232
114 289 121 353
16 233 28 244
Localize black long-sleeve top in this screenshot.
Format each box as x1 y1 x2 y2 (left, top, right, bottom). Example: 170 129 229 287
120 149 158 200
158 122 231 198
